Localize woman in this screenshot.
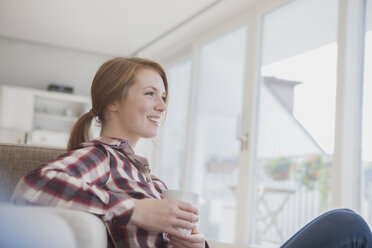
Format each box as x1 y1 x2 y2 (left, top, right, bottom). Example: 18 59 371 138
13 57 371 248
13 57 205 248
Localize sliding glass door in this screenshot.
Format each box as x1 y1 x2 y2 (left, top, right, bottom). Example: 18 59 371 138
186 27 247 243
156 59 192 189
154 1 369 246
251 0 339 246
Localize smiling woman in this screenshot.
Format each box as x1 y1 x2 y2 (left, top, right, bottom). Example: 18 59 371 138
12 57 207 248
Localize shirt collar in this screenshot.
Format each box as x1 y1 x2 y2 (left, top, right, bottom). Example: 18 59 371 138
92 137 151 179
93 136 127 147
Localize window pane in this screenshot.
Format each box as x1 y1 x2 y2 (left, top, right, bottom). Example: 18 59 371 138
252 0 338 246
155 59 192 189
362 0 372 228
187 27 246 243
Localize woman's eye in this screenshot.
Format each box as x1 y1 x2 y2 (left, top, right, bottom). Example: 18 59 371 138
145 92 154 96
162 96 166 102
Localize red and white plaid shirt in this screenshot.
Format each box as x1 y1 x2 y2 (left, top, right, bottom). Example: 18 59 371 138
12 137 170 248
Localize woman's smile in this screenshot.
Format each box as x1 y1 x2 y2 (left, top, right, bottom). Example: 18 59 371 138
147 116 161 127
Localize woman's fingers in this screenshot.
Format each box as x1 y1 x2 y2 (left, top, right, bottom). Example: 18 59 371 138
164 199 198 222
166 228 191 240
129 198 205 247
168 232 205 248
177 200 199 215
173 233 204 243
173 218 197 230
164 218 196 239
129 198 200 237
174 206 199 223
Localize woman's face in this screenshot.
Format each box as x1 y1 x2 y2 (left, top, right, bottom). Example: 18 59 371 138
115 67 167 145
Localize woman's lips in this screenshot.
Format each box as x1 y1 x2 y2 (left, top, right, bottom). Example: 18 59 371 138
147 116 160 126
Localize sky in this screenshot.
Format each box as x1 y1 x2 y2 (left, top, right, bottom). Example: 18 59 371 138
261 33 372 162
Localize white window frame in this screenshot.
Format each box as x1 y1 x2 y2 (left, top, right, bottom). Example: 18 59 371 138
155 0 367 247
332 0 365 210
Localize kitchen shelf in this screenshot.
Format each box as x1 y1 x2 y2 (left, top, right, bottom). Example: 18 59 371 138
0 84 91 147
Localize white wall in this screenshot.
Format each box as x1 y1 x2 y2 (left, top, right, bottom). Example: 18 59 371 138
0 37 110 96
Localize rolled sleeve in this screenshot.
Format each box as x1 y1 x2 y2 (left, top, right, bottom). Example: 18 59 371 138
12 146 135 226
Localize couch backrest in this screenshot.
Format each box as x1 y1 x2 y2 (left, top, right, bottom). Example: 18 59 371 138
0 143 65 202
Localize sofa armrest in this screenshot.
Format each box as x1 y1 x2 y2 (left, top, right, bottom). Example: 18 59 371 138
0 204 107 248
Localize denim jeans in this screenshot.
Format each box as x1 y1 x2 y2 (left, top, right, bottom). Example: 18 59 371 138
281 209 372 248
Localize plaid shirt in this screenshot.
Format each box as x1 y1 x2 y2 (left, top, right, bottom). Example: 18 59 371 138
12 137 170 248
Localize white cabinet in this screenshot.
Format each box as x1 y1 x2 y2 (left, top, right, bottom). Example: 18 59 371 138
0 86 34 130
32 89 90 132
0 85 91 147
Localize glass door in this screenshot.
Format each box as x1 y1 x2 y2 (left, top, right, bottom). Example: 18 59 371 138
156 59 192 189
251 0 339 246
186 26 247 243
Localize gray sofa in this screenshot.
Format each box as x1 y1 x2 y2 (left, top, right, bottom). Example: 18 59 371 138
0 143 107 248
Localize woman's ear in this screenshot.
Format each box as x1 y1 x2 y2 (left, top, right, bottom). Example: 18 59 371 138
106 101 120 112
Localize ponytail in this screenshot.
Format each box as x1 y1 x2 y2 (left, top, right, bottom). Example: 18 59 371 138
67 110 96 151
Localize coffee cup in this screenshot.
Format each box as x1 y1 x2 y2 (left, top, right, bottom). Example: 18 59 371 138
162 189 199 235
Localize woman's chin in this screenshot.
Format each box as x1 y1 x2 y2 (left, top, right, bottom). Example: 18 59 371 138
140 132 158 139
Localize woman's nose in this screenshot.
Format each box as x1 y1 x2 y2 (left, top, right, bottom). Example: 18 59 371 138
155 97 167 113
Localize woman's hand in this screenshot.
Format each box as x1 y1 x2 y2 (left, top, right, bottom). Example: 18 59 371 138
168 227 206 248
129 198 199 239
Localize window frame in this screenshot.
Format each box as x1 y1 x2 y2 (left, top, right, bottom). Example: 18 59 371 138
154 0 367 246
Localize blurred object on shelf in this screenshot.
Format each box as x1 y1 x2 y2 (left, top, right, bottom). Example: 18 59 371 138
47 83 74 94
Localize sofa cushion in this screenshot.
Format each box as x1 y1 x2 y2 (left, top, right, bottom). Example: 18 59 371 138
0 204 107 248
0 143 65 202
0 204 77 248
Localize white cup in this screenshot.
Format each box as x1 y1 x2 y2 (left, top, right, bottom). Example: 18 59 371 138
162 189 199 235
